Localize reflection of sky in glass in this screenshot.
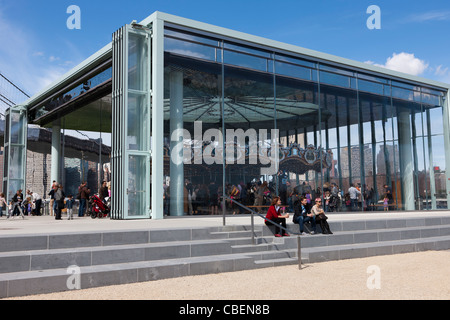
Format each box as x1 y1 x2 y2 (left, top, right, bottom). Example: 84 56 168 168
165 37 217 61
432 135 445 168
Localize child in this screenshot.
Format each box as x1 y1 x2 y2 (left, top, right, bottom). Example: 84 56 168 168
66 195 74 220
0 193 7 217
383 196 389 211
24 197 32 215
7 201 13 219
324 191 331 212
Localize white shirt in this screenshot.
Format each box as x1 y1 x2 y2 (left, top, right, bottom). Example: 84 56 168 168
31 192 41 201
348 187 360 199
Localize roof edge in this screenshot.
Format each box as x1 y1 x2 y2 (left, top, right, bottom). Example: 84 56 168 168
23 42 112 108
22 10 450 109
147 11 450 90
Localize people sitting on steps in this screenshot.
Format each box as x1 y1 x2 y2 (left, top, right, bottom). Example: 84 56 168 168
293 196 317 235
265 196 290 237
311 198 333 234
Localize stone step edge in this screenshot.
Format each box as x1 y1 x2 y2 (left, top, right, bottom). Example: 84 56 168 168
6 234 448 280
1 235 449 298
253 234 450 262
1 223 448 260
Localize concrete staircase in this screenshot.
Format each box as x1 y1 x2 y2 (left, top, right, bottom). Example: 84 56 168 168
0 214 449 298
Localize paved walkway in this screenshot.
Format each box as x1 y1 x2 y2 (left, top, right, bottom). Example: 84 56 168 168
0 210 448 235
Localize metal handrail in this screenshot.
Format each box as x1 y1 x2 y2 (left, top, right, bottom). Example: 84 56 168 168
222 196 302 269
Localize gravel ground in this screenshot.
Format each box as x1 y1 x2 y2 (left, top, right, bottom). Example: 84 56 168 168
5 250 450 300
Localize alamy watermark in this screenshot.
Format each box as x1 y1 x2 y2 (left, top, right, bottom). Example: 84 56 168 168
171 121 279 175
366 265 381 289
66 265 81 290
67 5 81 30
367 5 381 30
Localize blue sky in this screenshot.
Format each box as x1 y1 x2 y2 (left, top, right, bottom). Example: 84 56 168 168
1 0 450 101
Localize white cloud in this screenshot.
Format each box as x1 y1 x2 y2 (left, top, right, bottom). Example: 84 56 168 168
408 10 450 22
49 56 60 62
365 52 429 76
434 65 449 77
433 65 450 84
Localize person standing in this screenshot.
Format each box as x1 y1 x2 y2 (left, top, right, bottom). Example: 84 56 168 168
10 189 24 219
99 181 108 200
48 181 57 216
27 190 42 216
78 182 90 217
0 193 7 217
66 195 74 220
208 181 218 215
348 183 361 211
53 185 65 220
383 184 393 210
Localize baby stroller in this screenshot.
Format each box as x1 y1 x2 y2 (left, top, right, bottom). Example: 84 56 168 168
88 194 110 219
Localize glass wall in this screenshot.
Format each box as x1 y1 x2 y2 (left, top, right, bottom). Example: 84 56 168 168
163 27 448 215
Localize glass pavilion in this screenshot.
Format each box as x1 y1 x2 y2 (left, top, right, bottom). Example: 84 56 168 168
4 12 450 219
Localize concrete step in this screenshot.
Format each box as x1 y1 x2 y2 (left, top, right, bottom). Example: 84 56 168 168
0 215 449 298
0 239 237 274
0 253 258 298
302 235 450 263
210 229 263 239
252 234 450 266
9 234 448 299
262 223 450 250
283 215 450 235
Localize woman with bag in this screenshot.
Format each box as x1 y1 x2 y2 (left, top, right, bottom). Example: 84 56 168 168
311 198 333 234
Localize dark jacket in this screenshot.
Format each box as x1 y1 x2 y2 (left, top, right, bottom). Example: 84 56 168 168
80 186 90 199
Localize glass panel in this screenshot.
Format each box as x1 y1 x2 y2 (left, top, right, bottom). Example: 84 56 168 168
319 71 351 88
165 37 218 62
3 145 8 181
224 50 269 72
8 180 23 203
10 111 26 144
431 135 446 201
8 146 24 180
392 85 419 101
358 79 385 96
127 93 148 151
428 107 443 135
127 155 147 216
421 93 441 106
391 86 423 210
276 64 320 211
128 32 149 91
224 42 271 58
224 61 275 214
275 61 312 81
274 54 316 69
165 44 222 215
165 29 219 47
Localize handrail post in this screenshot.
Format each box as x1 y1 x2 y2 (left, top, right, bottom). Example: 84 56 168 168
251 208 255 245
224 196 302 270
